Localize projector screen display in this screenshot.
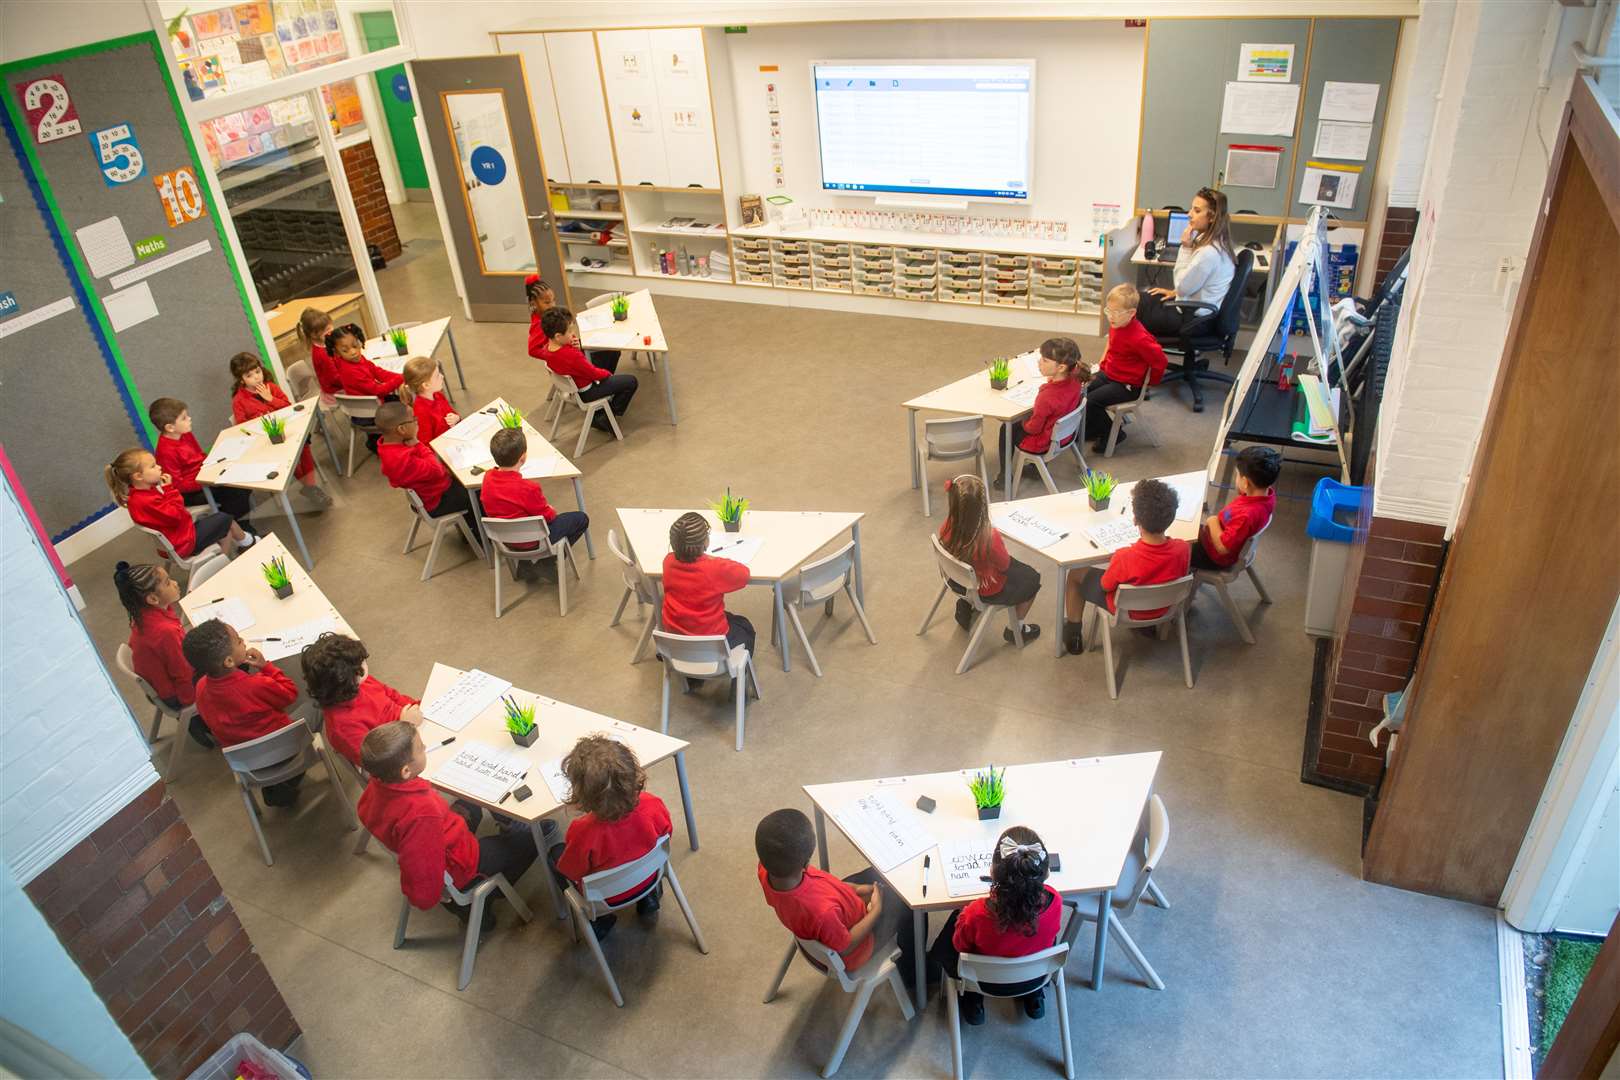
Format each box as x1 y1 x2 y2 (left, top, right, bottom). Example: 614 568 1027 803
812 61 1035 202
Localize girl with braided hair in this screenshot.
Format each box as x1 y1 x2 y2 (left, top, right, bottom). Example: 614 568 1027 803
112 561 214 747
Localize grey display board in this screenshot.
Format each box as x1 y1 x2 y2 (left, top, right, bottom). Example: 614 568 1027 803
1287 19 1400 220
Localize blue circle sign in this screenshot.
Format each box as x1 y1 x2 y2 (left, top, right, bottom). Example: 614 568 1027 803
391 73 411 102
469 145 506 185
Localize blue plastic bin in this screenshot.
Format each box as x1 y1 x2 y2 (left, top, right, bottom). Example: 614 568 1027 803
1307 478 1362 541
1305 478 1365 636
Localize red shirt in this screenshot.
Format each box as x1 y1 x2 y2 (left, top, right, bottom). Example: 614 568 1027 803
661 553 750 636
358 777 479 909
232 381 291 423
323 676 418 767
411 392 455 444
541 342 611 389
758 864 875 971
938 521 1011 598
129 606 195 707
1100 317 1168 387
480 468 556 524
153 434 205 493
310 344 343 395
953 885 1063 957
336 354 404 399
379 440 451 511
1020 378 1083 452
194 663 298 747
1101 537 1192 619
1198 490 1275 567
556 791 672 904
126 485 198 556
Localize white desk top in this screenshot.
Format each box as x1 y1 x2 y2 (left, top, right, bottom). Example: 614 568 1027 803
429 396 581 491
805 751 1162 913
577 289 667 354
195 396 318 494
992 470 1207 568
366 316 451 375
616 507 863 583
733 223 1104 261
177 534 354 640
903 350 1045 423
418 662 688 823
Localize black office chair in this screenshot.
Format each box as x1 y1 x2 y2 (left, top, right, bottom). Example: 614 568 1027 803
1153 247 1254 413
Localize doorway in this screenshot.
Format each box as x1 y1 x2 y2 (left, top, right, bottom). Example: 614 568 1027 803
358 9 429 200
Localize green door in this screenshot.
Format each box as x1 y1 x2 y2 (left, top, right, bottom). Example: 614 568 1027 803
358 11 428 191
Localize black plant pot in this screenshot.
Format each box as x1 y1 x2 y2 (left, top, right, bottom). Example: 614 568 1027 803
510 727 538 748
723 518 741 533
267 431 286 445
271 582 293 599
976 804 1002 821
1088 495 1110 512
612 309 628 322
990 377 1008 391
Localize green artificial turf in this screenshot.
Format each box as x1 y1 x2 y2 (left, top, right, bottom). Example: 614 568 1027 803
1540 938 1602 1054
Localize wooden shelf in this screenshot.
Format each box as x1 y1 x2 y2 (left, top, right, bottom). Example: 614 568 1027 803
558 235 627 248
555 209 623 221
549 181 620 190
630 225 729 239
624 185 723 195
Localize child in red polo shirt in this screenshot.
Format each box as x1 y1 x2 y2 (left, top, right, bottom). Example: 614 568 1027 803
480 428 590 555
1064 477 1191 653
358 721 539 930
927 826 1065 1025
526 275 619 369
148 396 255 526
399 356 460 444
1085 284 1168 453
106 448 253 560
375 402 481 540
328 323 403 401
182 619 304 805
534 306 637 427
938 473 1041 644
227 353 332 508
1193 446 1280 570
301 633 422 767
661 511 754 659
995 337 1086 487
113 561 215 748
548 736 672 940
298 308 343 395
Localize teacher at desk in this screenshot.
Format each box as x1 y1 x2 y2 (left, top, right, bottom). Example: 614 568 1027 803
1134 186 1236 339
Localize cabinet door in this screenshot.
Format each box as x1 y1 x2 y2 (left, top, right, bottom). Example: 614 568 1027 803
596 29 669 187
648 28 720 189
499 34 570 183
545 31 618 185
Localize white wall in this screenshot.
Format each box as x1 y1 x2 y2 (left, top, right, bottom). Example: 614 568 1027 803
0 0 150 64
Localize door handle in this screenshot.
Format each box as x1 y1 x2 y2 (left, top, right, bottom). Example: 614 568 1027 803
526 214 552 231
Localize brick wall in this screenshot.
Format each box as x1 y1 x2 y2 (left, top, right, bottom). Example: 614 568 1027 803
340 140 401 262
23 783 298 1078
1374 207 1418 294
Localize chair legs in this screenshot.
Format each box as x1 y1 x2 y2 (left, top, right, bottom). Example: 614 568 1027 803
403 515 422 555
733 667 746 751
947 980 965 1080
918 580 950 634
765 939 798 1003
394 895 412 948
1105 910 1164 991
1055 970 1075 1079
239 783 274 867
1145 879 1171 908
459 885 492 992
1209 575 1255 644
955 606 999 675
825 976 882 1078
313 407 341 476
1176 610 1194 687
665 863 708 954
610 587 633 627
786 604 821 678
567 892 625 1007
164 713 190 780
345 424 360 478
1247 564 1272 604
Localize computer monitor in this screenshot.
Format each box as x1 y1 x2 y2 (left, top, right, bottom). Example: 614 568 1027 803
1165 211 1190 247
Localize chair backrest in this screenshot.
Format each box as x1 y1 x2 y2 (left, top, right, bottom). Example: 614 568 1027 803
793 935 868 991
929 534 981 599
577 835 670 913
221 718 313 773
1117 794 1169 917
1231 516 1272 572
608 529 660 604
789 540 855 604
652 630 731 676
1112 574 1196 621
548 370 583 403
286 360 320 400
186 554 231 592
482 514 555 556
114 642 171 714
404 490 434 521
957 900 1079 993
1208 248 1255 342
923 415 985 459
1047 404 1085 453
134 523 191 566
334 393 381 420
585 294 613 309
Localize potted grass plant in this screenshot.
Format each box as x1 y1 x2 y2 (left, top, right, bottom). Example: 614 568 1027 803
710 488 749 533
261 414 287 445
968 765 1005 821
1084 469 1116 512
988 356 1011 391
386 327 409 356
261 555 293 599
496 405 524 429
609 293 630 322
503 694 538 747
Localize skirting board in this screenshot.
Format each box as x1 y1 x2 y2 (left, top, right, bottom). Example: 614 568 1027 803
54 506 132 568
1497 912 1534 1080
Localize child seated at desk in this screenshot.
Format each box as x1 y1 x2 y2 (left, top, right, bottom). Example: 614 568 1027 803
375 402 480 540
995 337 1086 487
480 428 590 554
399 356 459 444
1192 446 1279 571
534 306 638 428
298 308 343 396
148 396 254 527
1063 478 1191 654
228 353 331 508
526 275 618 366
106 448 253 559
301 632 422 768
939 474 1041 645
182 619 304 805
329 323 402 455
1085 284 1168 453
927 826 1064 1024
547 735 672 940
661 511 754 660
756 807 933 990
113 561 213 748
358 721 539 930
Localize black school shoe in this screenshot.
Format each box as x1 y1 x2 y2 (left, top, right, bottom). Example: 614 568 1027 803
637 880 663 919
443 898 498 935
1063 621 1086 655
1003 624 1041 646
954 598 974 631
1022 987 1046 1019
591 913 618 941
959 991 987 1025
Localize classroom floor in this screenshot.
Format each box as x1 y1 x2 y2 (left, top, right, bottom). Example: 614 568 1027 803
70 206 1504 1079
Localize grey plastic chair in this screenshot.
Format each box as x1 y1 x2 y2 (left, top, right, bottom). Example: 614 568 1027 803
562 834 707 1007
333 392 381 476
607 528 661 664
133 519 225 587
287 360 342 474
113 643 196 780
917 415 990 517
184 553 231 593
781 540 876 678
482 514 580 617
220 718 358 866
948 901 1081 1079
1073 794 1170 990
402 490 485 582
764 935 917 1078
654 629 762 752
918 535 1025 675
395 870 533 991
1083 575 1197 699
1102 379 1159 458
1192 521 1273 644
1009 404 1088 496
544 369 623 458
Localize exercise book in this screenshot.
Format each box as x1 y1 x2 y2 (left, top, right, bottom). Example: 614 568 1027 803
250 613 341 663
430 741 530 804
447 411 500 443
705 534 764 568
992 508 1069 550
1001 381 1043 408
831 791 935 873
189 596 255 632
206 433 256 464
576 305 615 332
1087 518 1141 553
1167 476 1206 522
443 441 494 471
942 836 996 898
422 666 512 732
519 453 562 479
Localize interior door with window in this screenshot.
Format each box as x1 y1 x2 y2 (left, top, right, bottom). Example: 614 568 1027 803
358 10 428 194
412 56 569 320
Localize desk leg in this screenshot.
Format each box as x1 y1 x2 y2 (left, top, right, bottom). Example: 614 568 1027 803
445 326 468 391
1090 888 1112 990
279 491 314 569
851 521 866 605
661 351 678 425
469 491 492 567
1002 424 1014 498
813 805 829 871
204 488 219 511
913 910 929 1010
774 581 791 672
674 750 699 851
908 409 920 489
1055 566 1067 658
570 477 596 559
529 818 569 921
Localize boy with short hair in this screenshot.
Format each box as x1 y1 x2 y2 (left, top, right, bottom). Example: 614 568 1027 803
755 807 931 986
375 401 481 539
480 427 590 553
1194 446 1280 570
148 396 254 526
537 306 637 426
1085 284 1168 453
358 721 538 927
182 618 304 805
301 632 423 767
1062 477 1192 653
662 511 754 659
